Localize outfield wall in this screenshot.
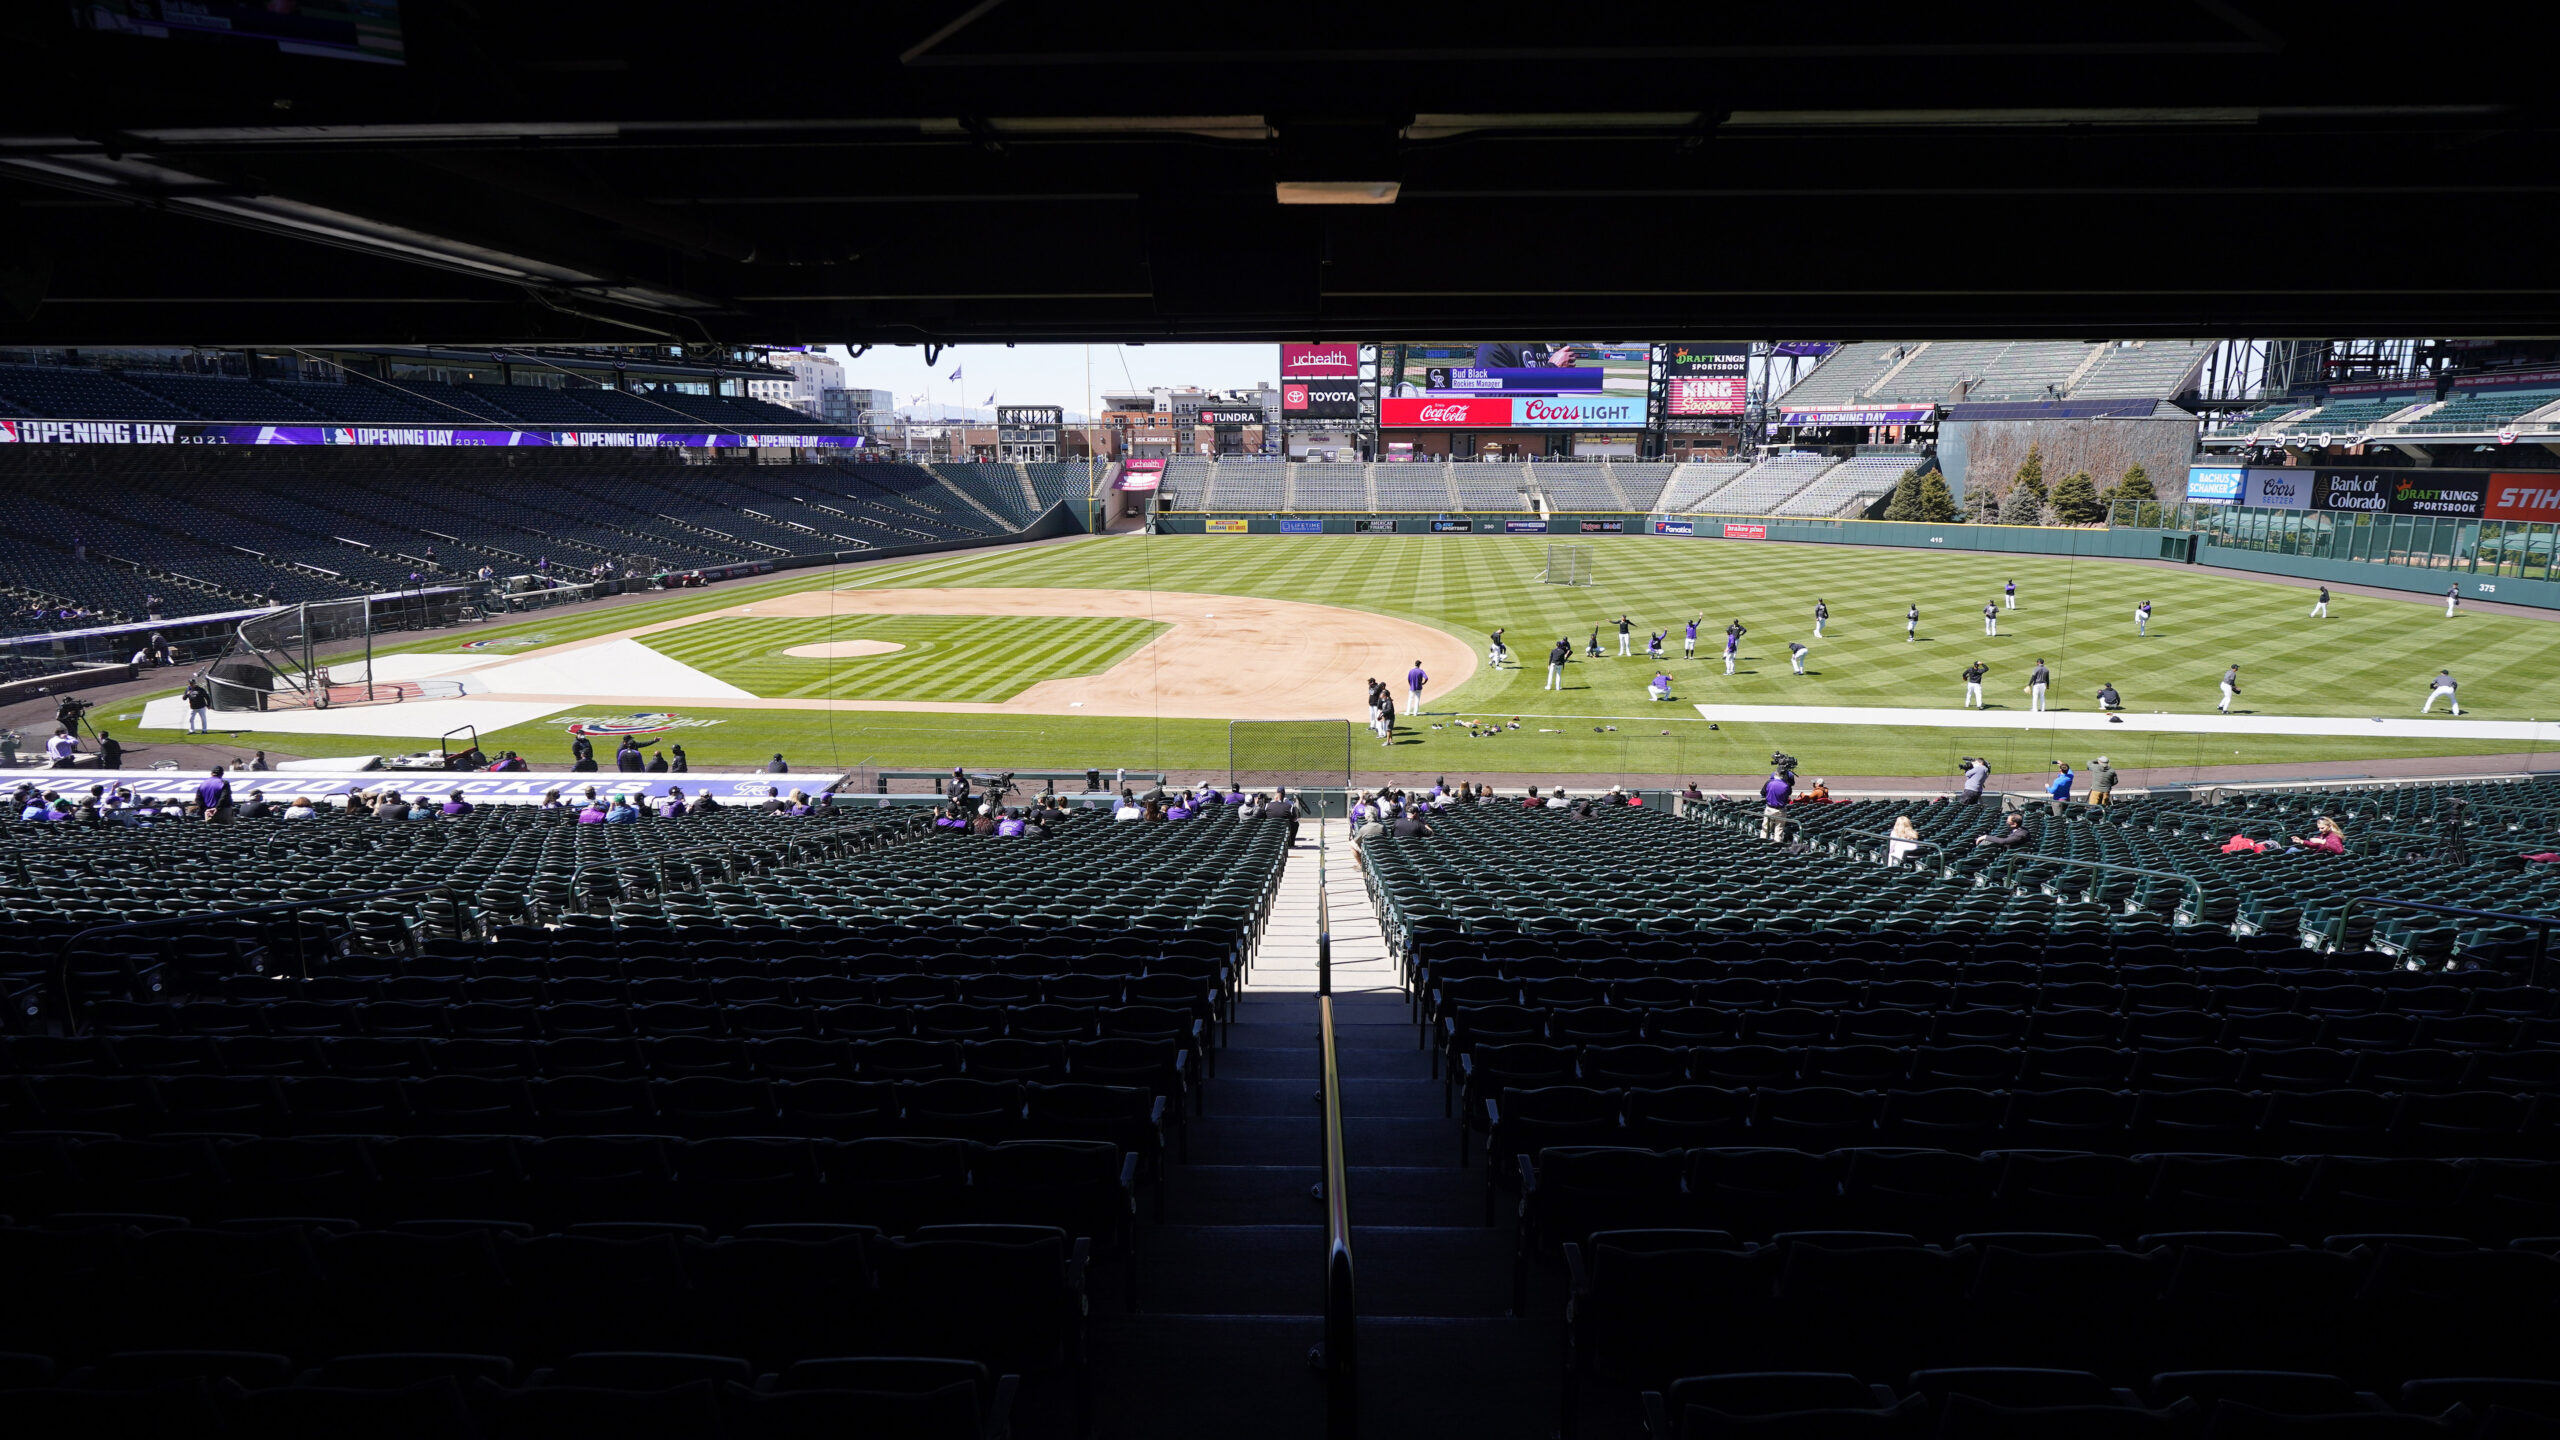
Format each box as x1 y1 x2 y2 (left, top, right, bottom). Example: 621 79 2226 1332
1155 510 2560 611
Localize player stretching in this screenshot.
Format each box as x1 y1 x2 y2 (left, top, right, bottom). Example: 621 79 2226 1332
1788 641 1809 675
1962 660 1987 708
2422 669 2461 715
1546 636 1571 691
1813 599 1828 638
2026 657 2050 713
1683 615 1700 659
2135 601 2151 636
1616 614 1634 656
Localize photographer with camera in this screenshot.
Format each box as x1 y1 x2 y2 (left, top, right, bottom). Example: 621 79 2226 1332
1759 752 1797 841
1956 756 1991 804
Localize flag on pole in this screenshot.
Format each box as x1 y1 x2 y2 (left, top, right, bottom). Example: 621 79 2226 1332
948 365 963 381
985 393 996 406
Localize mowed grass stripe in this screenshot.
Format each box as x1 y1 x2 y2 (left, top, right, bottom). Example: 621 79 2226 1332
638 613 1168 704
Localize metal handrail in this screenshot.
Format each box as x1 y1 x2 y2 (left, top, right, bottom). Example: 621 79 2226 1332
2328 896 2559 982
54 882 456 1032
1983 852 2207 917
1318 991 1357 1439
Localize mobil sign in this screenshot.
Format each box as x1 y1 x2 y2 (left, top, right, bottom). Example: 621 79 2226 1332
2487 473 2560 523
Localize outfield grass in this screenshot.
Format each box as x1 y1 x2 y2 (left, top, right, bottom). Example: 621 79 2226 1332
118 533 2560 778
643 613 1167 702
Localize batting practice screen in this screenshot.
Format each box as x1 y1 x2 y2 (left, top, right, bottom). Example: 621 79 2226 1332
1229 720 1355 789
1541 542 1592 586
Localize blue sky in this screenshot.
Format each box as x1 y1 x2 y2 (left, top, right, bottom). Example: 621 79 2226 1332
825 342 1276 421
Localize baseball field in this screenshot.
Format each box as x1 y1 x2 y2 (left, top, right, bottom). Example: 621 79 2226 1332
120 531 2560 782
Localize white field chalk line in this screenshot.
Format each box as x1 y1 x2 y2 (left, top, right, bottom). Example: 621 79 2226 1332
1689 702 2560 743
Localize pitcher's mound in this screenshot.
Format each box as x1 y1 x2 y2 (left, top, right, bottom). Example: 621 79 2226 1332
782 639 906 659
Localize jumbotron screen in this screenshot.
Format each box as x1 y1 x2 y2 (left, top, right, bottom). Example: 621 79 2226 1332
1377 341 1650 428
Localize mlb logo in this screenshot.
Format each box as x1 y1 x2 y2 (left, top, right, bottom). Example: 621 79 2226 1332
333 427 356 445
0 420 16 443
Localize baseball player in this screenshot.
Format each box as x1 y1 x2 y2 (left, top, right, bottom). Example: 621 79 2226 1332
2445 583 2461 618
1647 630 1667 661
2004 578 2018 610
1683 615 1700 659
2027 657 2050 712
1787 640 1809 675
2218 663 2241 714
1722 626 1740 676
1962 660 1987 708
1488 627 1508 668
2422 669 2461 715
1616 614 1634 656
2310 585 2328 619
1546 636 1570 691
1813 599 1829 638
2135 601 2151 636
1406 661 1428 716
1984 601 1999 637
1906 603 1919 642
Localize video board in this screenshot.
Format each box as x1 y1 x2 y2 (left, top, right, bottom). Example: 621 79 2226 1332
1664 343 1750 418
1376 341 1649 428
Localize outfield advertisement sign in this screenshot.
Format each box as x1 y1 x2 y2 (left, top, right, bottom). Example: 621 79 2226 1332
2309 468 2489 518
1723 522 1769 540
2185 467 2245 504
2487 474 2560 523
1430 519 1471 532
1353 519 1401 533
0 420 864 449
1278 343 1360 378
1278 518 1326 534
1653 519 1696 535
1779 406 1934 427
1378 395 1647 428
2244 469 2312 510
1579 520 1626 533
1504 519 1549 533
1206 519 1250 533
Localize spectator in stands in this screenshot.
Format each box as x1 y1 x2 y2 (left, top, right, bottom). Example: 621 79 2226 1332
182 676 212 734
405 796 436 822
539 787 566 811
19 790 60 821
1355 807 1388 841
1113 789 1143 821
1523 786 1543 809
1973 813 2033 848
570 735 597 772
647 751 669 773
1888 815 1922 866
1801 778 1832 803
2089 756 2119 807
1548 789 1570 810
1142 798 1168 823
657 787 686 819
1759 767 1793 840
2046 762 2074 815
249 751 269 772
95 732 120 770
1166 791 1195 821
997 808 1026 837
2288 815 2348 855
439 794 473 818
670 744 689 773
605 795 639 824
784 790 813 817
235 788 271 820
969 805 1000 835
1265 787 1300 845
615 737 645 772
765 753 789 774
194 765 230 821
282 794 316 820
1391 806 1433 838
686 791 720 815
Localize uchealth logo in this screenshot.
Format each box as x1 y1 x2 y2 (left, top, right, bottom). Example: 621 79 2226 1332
560 712 726 738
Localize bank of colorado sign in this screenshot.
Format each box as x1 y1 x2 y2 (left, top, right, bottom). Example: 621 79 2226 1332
1379 395 1646 429
2310 468 2492 518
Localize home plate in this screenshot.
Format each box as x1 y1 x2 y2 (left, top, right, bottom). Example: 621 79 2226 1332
1690 702 2560 744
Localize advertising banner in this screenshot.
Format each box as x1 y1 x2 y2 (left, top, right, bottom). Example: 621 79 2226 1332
1278 342 1360 378
2185 467 2245 504
2486 474 2560 523
1279 519 1326 534
1430 519 1472 532
0 420 863 449
2243 469 2312 510
1504 519 1549 533
0 769 810 809
1779 406 1934 427
1579 520 1626 533
2391 473 2485 518
1197 407 1265 426
1722 522 1768 540
1115 458 1166 492
1206 519 1250 533
1281 381 1359 419
1378 341 1649 428
2311 470 2391 514
1378 395 1646 429
1353 519 1401 533
2452 367 2560 391
1653 519 1696 535
1665 344 1750 418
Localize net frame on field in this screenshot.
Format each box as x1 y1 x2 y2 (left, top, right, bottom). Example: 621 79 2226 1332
1229 719 1354 791
1539 541 1593 586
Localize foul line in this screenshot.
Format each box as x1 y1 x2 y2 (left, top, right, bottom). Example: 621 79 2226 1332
1688 702 2560 743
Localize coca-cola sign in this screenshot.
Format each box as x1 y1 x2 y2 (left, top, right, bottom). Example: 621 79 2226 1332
1279 343 1359 378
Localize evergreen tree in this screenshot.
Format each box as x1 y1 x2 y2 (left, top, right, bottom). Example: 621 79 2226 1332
2009 444 2049 522
1882 468 1924 521
1917 470 1959 522
2115 462 2155 500
2051 469 2106 524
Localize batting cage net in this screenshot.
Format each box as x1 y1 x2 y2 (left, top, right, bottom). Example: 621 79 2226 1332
213 597 375 710
1229 720 1354 790
1540 541 1592 586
